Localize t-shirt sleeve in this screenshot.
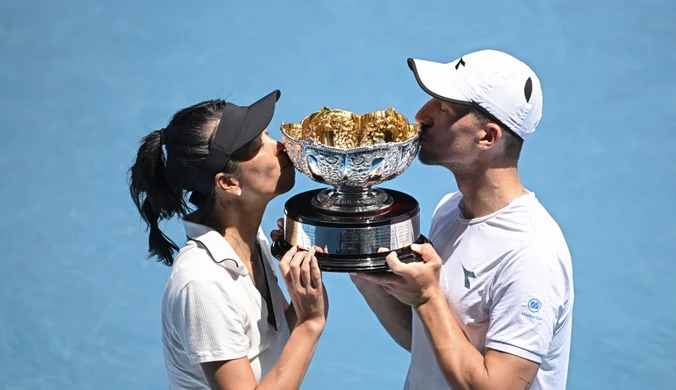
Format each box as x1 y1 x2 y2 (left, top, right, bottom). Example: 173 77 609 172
173 279 250 364
485 243 566 364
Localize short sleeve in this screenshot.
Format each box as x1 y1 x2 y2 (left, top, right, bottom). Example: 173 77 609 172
485 243 566 364
173 279 250 364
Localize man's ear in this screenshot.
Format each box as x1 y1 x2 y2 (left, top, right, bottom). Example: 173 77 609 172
478 123 501 150
214 172 241 197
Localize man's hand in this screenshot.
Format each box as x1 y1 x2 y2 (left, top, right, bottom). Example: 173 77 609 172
351 243 443 308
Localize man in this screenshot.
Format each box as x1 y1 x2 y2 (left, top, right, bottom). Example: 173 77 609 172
351 49 574 390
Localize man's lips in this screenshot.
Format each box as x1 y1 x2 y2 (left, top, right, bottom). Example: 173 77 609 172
419 124 430 142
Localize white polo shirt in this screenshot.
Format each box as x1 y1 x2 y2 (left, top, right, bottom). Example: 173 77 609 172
161 220 290 390
404 191 574 390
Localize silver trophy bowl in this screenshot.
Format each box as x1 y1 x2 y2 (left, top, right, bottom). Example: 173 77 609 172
280 107 421 213
272 106 428 272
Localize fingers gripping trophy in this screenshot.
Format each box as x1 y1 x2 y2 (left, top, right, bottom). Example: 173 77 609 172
271 106 431 272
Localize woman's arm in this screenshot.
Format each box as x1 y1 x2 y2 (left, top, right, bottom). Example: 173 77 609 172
201 246 327 390
201 321 323 390
282 292 298 330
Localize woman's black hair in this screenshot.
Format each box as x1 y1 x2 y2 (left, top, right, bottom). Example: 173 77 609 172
128 99 253 266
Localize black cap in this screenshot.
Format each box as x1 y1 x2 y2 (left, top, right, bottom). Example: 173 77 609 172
189 89 281 205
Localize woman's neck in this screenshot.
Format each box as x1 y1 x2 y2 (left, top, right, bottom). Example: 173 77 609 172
196 199 266 257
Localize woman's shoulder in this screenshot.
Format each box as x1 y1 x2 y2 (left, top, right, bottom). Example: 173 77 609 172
166 241 235 290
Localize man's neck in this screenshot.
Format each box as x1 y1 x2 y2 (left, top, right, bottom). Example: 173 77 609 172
454 166 527 219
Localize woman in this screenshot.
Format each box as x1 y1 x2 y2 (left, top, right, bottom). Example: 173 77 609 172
128 89 328 390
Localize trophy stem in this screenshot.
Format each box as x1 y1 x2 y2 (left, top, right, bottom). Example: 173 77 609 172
311 185 394 214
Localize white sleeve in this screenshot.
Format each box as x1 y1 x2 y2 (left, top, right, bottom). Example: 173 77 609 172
485 243 565 364
173 279 250 364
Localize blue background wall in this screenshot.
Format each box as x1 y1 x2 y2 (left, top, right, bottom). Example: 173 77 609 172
1 0 674 388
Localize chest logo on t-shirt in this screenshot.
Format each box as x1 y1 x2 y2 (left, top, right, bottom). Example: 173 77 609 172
462 264 476 289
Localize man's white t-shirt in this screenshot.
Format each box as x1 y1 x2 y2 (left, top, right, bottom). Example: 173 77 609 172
161 221 290 389
404 191 574 390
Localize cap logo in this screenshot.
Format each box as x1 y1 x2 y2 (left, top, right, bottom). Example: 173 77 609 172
454 57 466 70
524 77 533 102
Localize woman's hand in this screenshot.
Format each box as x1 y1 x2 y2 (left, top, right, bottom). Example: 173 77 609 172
271 217 328 253
279 246 327 333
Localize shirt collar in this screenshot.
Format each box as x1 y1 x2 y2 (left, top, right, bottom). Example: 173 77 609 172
183 220 249 276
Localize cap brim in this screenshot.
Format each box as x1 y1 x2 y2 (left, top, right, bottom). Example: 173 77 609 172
229 89 281 152
407 58 471 106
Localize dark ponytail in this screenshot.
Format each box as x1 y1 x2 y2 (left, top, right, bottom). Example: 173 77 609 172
129 129 188 266
128 99 247 266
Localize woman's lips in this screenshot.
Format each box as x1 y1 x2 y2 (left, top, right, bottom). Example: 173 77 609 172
280 151 291 168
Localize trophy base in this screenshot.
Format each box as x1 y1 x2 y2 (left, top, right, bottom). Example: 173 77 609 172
271 188 430 272
271 234 430 272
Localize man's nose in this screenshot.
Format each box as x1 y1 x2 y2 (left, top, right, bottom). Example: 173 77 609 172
415 99 436 126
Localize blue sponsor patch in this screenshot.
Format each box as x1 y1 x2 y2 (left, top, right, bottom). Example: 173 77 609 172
528 298 541 313
520 298 543 321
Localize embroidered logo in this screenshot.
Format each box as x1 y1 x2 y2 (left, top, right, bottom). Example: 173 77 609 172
462 264 476 289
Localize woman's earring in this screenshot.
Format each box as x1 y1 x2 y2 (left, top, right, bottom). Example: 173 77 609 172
237 189 242 197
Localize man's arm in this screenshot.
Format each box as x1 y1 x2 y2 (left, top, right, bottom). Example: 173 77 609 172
351 273 413 351
357 243 563 390
416 291 539 389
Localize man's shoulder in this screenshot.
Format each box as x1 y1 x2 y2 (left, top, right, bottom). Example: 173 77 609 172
429 192 463 235
521 193 564 229
432 191 463 217
520 195 571 259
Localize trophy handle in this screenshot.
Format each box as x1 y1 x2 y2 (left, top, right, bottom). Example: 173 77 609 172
389 235 431 266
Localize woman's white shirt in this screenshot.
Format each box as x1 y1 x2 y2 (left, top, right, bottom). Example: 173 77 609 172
161 220 290 390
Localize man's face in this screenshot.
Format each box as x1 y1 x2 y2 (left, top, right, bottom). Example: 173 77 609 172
414 98 482 171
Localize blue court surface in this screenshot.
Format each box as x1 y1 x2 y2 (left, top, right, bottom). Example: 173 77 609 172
1 0 674 389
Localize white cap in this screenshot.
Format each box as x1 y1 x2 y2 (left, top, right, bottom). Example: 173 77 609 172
407 49 543 140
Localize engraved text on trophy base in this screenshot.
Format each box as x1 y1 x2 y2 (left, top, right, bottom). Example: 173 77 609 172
284 217 419 255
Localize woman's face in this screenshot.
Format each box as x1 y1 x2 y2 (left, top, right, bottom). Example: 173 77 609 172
236 130 295 200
